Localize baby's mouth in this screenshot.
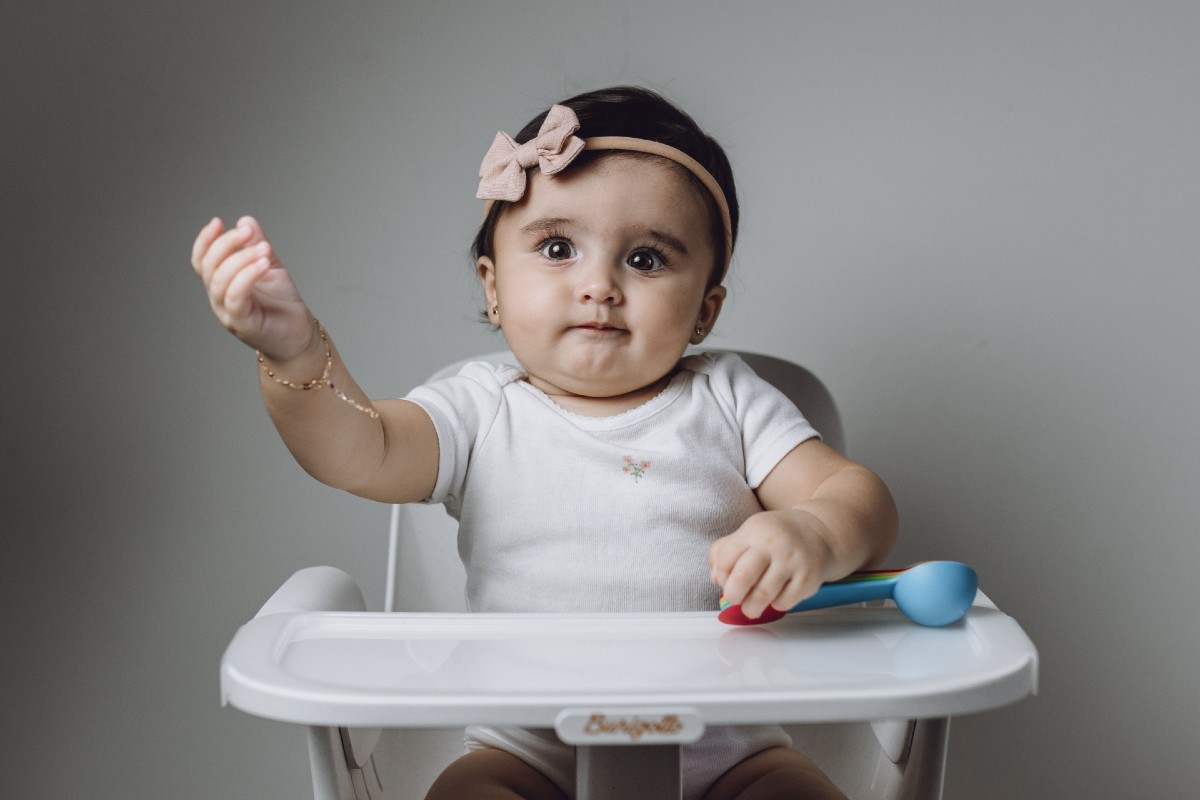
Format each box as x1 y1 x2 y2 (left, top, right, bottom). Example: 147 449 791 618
573 321 625 333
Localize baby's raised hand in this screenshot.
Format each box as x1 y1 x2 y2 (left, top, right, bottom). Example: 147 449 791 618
708 510 836 620
191 216 313 361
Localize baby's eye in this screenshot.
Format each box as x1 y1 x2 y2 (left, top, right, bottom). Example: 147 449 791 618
538 238 576 261
628 248 667 273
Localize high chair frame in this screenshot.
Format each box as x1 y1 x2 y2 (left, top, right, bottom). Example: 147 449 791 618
221 350 1038 800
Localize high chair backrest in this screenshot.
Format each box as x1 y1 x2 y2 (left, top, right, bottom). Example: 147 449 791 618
385 349 844 612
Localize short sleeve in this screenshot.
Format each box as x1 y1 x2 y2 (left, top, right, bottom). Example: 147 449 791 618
403 362 511 511
696 353 821 488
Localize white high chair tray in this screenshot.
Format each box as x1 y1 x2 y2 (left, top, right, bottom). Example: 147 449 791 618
221 603 1037 728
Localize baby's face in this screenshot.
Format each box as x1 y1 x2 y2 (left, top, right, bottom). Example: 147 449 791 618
479 155 725 410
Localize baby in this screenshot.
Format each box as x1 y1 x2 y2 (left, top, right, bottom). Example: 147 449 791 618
193 86 897 800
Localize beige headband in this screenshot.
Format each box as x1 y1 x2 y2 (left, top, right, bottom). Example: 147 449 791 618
476 104 733 279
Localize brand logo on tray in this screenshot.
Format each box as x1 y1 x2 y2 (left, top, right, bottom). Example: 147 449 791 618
584 713 683 741
555 707 704 745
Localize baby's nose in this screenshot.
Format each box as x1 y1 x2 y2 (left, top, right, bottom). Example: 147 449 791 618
577 260 623 304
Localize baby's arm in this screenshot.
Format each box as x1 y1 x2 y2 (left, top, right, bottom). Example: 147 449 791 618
708 439 898 620
191 216 438 503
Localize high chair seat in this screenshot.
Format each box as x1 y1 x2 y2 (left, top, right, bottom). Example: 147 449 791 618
219 350 1038 800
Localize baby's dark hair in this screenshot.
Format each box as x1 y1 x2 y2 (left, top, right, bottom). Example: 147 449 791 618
471 86 739 288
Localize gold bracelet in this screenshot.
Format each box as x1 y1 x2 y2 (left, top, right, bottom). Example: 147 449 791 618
257 321 380 419
257 320 332 390
326 379 380 418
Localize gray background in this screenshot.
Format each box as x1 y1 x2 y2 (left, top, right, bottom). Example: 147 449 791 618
4 1 1198 797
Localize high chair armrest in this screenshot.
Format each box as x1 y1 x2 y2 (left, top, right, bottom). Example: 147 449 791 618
255 566 367 617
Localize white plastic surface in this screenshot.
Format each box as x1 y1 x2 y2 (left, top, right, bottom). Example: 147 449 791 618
221 604 1036 730
255 566 366 616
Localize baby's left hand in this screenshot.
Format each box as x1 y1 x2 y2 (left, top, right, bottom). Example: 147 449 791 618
709 509 836 620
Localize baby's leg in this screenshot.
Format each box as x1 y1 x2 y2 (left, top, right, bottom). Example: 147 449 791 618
701 746 848 800
424 747 567 800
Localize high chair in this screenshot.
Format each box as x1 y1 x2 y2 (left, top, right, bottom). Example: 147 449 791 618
221 351 1037 800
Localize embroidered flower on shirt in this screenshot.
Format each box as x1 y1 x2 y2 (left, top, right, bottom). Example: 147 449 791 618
622 455 651 482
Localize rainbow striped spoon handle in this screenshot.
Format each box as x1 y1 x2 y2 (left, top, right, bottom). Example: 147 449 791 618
718 561 978 627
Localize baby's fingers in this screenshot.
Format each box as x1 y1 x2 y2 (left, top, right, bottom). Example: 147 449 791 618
223 255 273 320
208 241 269 320
714 546 770 611
736 561 799 620
768 575 812 617
191 217 224 273
236 215 267 246
708 536 746 589
196 221 255 284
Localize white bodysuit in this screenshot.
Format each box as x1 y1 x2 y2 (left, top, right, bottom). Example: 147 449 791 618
405 351 820 798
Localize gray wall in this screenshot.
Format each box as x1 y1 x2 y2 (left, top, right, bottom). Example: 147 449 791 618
4 1 1197 797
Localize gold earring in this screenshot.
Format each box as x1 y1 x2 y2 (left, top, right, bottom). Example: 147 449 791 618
694 326 704 337
491 305 499 317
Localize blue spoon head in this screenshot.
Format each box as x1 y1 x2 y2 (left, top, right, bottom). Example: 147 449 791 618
892 561 978 626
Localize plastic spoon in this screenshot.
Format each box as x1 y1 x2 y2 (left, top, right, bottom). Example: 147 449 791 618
718 561 978 627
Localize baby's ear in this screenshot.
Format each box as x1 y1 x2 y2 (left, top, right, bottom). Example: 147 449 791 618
477 256 497 299
700 284 727 328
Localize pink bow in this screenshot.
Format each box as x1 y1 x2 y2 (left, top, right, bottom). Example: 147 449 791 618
476 104 586 202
